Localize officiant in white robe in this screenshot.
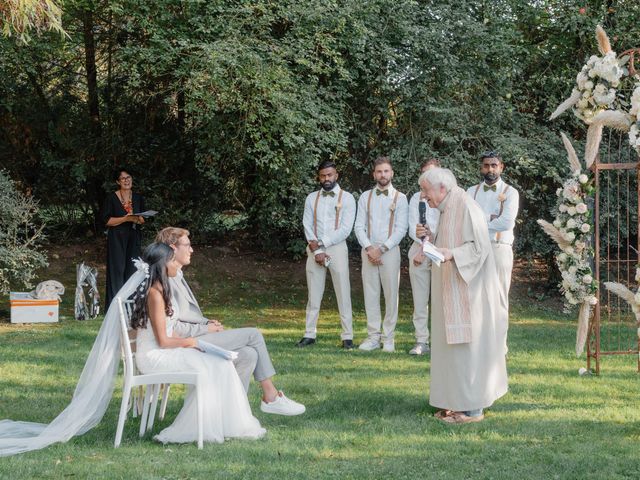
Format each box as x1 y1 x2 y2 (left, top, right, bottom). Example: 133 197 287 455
420 168 508 424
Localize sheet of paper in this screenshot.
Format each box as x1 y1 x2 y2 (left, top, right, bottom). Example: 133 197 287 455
422 240 444 266
197 340 238 360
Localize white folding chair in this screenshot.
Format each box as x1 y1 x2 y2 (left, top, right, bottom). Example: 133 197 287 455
114 297 204 449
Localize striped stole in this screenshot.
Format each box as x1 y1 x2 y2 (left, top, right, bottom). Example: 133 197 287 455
436 186 472 344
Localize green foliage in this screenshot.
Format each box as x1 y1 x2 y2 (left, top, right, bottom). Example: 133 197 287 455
0 171 47 294
2 0 640 267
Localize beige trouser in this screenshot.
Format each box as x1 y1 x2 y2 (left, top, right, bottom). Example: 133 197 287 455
361 245 400 343
492 243 514 308
408 242 431 344
304 241 353 340
492 243 513 353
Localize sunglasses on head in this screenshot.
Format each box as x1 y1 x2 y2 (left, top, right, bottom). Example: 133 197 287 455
481 151 499 158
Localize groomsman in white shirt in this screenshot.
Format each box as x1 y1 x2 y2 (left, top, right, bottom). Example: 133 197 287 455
466 151 519 350
354 156 408 352
407 158 441 356
297 160 357 349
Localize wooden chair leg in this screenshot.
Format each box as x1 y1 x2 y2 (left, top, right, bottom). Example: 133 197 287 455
147 384 161 432
196 382 204 449
159 384 171 420
139 386 152 437
115 385 131 448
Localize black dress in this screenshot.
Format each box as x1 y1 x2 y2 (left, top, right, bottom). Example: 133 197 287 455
102 192 145 307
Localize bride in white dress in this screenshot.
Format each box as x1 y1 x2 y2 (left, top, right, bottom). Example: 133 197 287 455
0 244 264 457
131 242 265 443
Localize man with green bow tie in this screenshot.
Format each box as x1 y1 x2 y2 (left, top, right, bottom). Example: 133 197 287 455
467 151 519 354
354 156 408 352
298 160 356 349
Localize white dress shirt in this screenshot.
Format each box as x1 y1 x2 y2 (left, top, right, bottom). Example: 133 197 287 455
466 178 519 245
303 184 356 249
408 191 440 244
354 184 408 250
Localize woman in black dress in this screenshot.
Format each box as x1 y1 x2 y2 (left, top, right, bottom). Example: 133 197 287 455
102 168 145 307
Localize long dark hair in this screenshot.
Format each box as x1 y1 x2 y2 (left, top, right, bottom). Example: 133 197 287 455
130 242 174 330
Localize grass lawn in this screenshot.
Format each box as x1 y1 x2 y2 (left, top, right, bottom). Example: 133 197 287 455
0 244 638 479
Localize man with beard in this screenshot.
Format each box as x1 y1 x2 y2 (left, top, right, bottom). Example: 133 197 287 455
466 151 519 353
354 156 408 352
297 160 357 349
422 167 508 424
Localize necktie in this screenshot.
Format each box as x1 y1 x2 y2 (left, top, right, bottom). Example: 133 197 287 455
483 184 497 192
376 188 389 196
322 190 335 197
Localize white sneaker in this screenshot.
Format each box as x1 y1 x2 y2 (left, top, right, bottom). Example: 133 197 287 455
382 341 395 353
260 391 305 416
409 342 430 355
358 337 380 351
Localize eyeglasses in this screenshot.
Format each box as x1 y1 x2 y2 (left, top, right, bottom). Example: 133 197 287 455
119 175 132 181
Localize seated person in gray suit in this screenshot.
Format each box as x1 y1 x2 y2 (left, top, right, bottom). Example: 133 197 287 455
156 227 305 416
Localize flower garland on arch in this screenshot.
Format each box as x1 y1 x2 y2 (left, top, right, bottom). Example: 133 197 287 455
542 25 640 357
629 83 640 153
537 134 597 357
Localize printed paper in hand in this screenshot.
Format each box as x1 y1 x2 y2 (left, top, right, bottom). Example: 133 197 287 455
197 340 239 360
422 240 445 266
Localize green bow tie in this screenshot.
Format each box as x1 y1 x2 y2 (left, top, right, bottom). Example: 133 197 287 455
483 184 497 192
376 188 389 196
322 190 335 197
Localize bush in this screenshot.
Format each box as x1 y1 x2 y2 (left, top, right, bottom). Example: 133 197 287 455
0 171 48 294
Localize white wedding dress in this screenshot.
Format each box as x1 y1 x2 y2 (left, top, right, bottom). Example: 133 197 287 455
135 306 266 443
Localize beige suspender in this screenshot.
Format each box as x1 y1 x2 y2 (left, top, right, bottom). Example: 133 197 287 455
473 183 482 200
313 189 343 238
496 185 510 242
367 189 399 239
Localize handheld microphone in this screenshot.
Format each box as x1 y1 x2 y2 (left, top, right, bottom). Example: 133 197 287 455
418 202 427 239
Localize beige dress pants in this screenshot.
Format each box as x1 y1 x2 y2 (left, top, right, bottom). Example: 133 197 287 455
361 245 400 343
408 242 431 344
492 243 513 353
304 241 353 340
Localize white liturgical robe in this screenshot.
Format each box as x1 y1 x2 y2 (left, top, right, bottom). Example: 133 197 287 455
429 187 508 412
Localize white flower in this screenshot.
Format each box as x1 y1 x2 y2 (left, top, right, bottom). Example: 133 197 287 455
578 174 588 184
566 218 577 229
575 241 586 252
583 274 593 284
568 296 580 305
553 219 561 228
558 252 568 262
568 266 578 275
564 246 574 255
556 187 563 196
580 223 591 233
576 203 588 214
558 204 568 213
566 231 576 241
588 296 598 305
567 207 577 216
